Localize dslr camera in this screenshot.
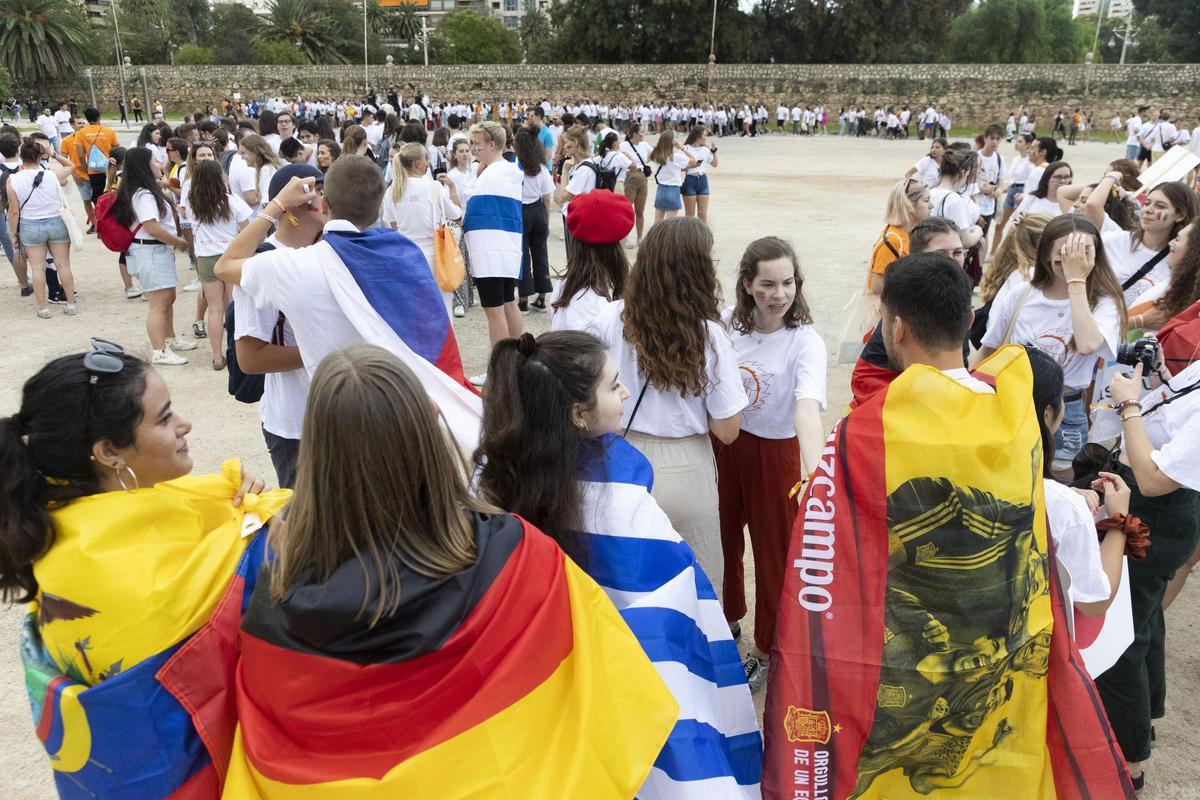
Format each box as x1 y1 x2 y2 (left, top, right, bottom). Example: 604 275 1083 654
1117 334 1159 372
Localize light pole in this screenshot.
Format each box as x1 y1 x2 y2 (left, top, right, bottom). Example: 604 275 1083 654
363 0 370 100
707 0 717 103
418 16 429 67
1119 8 1134 65
111 0 129 127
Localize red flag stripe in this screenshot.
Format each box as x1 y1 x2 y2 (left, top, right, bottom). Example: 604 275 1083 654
236 523 574 784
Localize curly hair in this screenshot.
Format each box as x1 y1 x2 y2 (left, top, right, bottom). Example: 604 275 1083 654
729 236 812 335
622 217 721 396
1157 225 1200 319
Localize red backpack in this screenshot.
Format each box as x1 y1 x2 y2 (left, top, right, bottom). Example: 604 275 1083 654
1158 300 1200 374
93 191 140 253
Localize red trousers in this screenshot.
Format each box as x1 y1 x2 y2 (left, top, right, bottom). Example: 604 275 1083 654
714 430 801 655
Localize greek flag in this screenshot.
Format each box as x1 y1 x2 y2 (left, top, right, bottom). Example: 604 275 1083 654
579 435 763 800
462 159 523 280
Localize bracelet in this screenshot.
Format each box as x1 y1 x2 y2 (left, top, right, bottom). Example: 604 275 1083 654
255 211 278 224
1066 278 1087 286
1120 410 1142 422
1115 399 1139 412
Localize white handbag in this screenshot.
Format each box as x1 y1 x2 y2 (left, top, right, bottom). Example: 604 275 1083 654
59 193 85 251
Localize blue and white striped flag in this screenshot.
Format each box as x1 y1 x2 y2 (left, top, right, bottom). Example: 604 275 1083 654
579 435 763 800
462 159 523 280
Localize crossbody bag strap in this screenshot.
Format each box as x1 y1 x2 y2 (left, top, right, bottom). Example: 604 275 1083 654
622 379 651 439
880 226 902 260
1121 247 1170 291
1003 283 1035 345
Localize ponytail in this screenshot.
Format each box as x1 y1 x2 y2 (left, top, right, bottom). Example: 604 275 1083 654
1025 345 1064 478
0 414 54 602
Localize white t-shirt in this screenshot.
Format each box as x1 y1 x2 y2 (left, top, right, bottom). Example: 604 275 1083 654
1044 479 1112 604
36 114 57 138
981 284 1120 389
1024 165 1046 199
620 140 652 174
447 166 476 207
7 168 62 220
682 144 713 176
1125 116 1142 146
588 300 748 438
54 109 73 135
913 155 940 189
1014 195 1062 219
130 187 176 234
549 284 610 333
521 168 554 204
262 133 283 154
563 154 623 216
975 151 1005 216
942 368 995 394
930 187 975 230
380 175 462 268
1140 120 1166 152
1008 154 1032 186
233 235 310 441
191 193 253 257
654 150 691 188
722 310 827 440
1102 229 1167 307
227 155 260 210
1135 361 1200 492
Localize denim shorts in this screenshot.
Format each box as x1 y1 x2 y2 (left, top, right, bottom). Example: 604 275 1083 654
681 173 710 196
127 241 179 292
655 183 683 211
18 215 69 246
1003 183 1024 210
75 180 93 203
1053 393 1089 468
1125 144 1140 162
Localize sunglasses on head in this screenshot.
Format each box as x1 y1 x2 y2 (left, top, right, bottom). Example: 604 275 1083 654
83 338 125 420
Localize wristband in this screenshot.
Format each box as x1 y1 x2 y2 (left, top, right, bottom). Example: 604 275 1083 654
1067 278 1087 286
1119 410 1142 422
255 211 278 224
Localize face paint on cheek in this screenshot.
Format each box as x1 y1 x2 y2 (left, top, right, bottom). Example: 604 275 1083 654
754 288 770 302
1156 211 1169 222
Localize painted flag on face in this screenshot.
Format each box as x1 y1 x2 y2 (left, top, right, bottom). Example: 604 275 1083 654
23 460 290 799
577 435 763 799
762 346 1135 800
222 513 679 799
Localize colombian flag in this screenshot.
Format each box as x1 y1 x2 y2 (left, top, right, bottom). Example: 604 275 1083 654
223 512 678 798
22 460 291 799
762 346 1134 799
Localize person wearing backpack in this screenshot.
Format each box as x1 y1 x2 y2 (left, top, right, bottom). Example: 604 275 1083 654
555 126 613 260
0 132 31 297
74 107 117 215
5 137 76 318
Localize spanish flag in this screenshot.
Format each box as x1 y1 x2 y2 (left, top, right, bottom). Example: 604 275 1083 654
22 460 290 799
223 512 678 799
762 346 1134 799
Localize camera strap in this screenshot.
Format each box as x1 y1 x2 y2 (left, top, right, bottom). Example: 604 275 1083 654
1121 247 1170 291
1142 372 1200 418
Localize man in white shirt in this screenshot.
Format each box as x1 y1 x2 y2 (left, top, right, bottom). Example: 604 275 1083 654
36 107 59 148
1137 109 1163 168
362 108 384 151
1125 106 1146 161
776 104 788 134
54 102 73 138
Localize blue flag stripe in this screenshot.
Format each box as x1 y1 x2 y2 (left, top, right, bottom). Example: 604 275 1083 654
585 534 719 600
622 607 746 688
653 721 764 786
463 193 523 234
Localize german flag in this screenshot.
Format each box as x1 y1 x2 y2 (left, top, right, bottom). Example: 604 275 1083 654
223 513 678 798
762 345 1134 799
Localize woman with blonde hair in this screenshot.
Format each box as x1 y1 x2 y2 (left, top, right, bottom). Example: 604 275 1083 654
232 132 281 212
224 343 678 798
381 141 462 315
339 124 371 161
648 129 697 224
867 177 932 294
589 216 747 593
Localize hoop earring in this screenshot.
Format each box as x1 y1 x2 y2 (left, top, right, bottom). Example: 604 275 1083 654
114 463 140 492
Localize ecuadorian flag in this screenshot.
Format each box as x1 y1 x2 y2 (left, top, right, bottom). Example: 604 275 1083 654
22 460 290 799
222 512 678 798
762 346 1134 800
579 435 763 799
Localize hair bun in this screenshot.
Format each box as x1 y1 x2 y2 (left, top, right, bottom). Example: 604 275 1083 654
517 333 538 357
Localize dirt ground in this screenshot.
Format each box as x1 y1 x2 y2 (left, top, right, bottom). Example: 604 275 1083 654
2 131 1196 797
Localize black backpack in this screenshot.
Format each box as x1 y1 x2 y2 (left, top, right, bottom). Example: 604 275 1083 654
225 241 279 404
0 163 17 214
578 157 618 192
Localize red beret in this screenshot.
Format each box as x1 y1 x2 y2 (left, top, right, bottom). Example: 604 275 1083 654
567 189 635 246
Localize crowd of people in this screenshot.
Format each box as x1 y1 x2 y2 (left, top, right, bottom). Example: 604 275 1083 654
3 87 1200 799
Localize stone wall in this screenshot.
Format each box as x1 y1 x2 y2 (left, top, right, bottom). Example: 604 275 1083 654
50 63 1200 127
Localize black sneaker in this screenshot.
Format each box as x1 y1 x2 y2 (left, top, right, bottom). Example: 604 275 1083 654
86 224 96 234
48 295 67 305
20 286 33 297
518 299 530 315
530 297 547 313
743 653 768 693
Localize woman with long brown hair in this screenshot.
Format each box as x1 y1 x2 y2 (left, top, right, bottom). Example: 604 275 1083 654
1127 222 1199 331
231 132 281 212
589 216 747 593
549 189 633 332
717 236 826 691
225 343 677 797
975 214 1126 468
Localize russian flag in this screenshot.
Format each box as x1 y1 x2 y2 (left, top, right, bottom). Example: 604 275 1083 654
317 228 483 451
462 160 523 280
578 435 764 799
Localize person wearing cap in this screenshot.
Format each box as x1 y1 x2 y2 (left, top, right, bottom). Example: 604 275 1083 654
227 163 325 488
548 189 633 333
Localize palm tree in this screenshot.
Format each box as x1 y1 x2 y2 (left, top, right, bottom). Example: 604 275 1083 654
391 2 420 42
518 7 550 60
0 0 90 95
259 0 348 64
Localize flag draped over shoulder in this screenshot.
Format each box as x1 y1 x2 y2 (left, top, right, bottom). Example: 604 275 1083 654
762 346 1134 800
23 460 290 800
577 435 763 799
462 160 523 280
222 513 678 799
315 228 482 451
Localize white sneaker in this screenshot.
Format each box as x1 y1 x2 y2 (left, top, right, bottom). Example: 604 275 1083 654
182 279 201 292
152 347 187 366
125 286 143 299
167 336 198 352
453 303 465 318
469 373 486 387
64 304 78 316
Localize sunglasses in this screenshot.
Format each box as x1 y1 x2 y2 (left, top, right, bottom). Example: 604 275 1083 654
83 337 125 421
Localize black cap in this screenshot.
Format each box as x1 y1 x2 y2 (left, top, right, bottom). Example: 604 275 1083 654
268 163 324 202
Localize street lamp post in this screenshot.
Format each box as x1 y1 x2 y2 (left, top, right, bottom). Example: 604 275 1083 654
1119 9 1134 65
111 0 129 127
418 16 429 67
706 0 717 104
363 0 370 99
84 68 98 112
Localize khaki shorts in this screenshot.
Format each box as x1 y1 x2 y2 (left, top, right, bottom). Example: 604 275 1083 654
196 254 220 283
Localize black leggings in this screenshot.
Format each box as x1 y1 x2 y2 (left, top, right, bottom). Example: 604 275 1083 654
519 200 551 297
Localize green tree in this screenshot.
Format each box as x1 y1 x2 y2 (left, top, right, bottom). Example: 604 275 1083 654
518 7 551 62
209 3 259 64
0 0 90 94
0 65 11 98
943 0 1086 62
119 0 178 64
436 11 520 64
172 0 209 45
259 0 350 63
1133 0 1200 62
176 42 212 63
253 37 307 64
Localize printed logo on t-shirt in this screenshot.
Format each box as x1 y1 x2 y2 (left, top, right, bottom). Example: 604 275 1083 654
738 360 774 412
